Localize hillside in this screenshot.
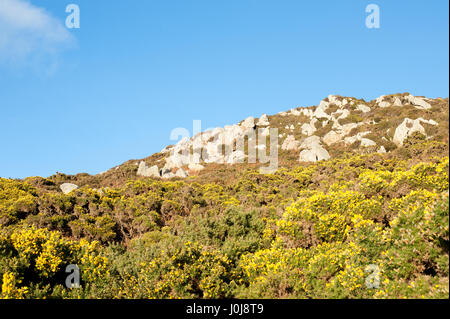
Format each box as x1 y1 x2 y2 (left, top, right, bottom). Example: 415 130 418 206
0 93 448 299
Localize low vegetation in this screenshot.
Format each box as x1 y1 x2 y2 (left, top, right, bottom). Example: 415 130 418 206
0 138 448 299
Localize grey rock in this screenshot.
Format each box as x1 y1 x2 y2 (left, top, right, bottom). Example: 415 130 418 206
281 135 301 150
257 114 270 126
175 168 189 178
393 118 436 146
406 95 431 110
241 116 255 129
60 183 78 194
356 104 371 113
323 130 342 146
360 138 377 147
137 161 160 177
299 145 330 162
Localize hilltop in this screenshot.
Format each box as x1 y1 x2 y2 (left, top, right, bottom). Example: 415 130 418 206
0 93 448 299
43 92 448 190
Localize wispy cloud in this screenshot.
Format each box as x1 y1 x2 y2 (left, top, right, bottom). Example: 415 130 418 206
0 0 74 70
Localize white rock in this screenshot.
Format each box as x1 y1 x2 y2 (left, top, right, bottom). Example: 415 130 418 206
340 123 360 136
257 114 270 126
323 130 342 146
300 135 322 149
406 95 431 110
420 118 438 126
300 108 314 118
344 136 357 145
298 134 330 162
160 145 173 153
241 116 255 128
165 153 190 169
356 104 371 113
312 99 332 120
393 118 426 146
281 135 301 150
327 95 344 107
161 172 176 179
393 97 403 106
175 168 188 178
301 122 316 136
60 183 78 194
360 138 377 147
299 145 330 162
137 161 160 177
314 108 331 119
344 131 371 146
375 95 391 108
334 109 350 120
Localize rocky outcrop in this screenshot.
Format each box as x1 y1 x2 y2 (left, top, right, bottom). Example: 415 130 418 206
313 100 332 120
344 131 372 146
137 161 160 177
393 118 437 146
374 94 432 110
301 120 317 136
60 183 78 194
298 136 330 162
175 168 188 178
281 135 300 150
257 114 270 126
128 93 442 176
405 95 431 110
375 96 391 108
160 167 175 179
241 117 255 129
360 138 377 147
356 104 371 113
323 130 342 146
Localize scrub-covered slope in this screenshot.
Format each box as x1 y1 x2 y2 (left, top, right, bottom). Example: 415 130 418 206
0 93 448 299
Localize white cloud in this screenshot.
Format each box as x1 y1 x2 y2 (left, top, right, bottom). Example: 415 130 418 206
0 0 74 68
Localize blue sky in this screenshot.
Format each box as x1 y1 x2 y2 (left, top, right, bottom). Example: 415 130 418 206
0 0 448 179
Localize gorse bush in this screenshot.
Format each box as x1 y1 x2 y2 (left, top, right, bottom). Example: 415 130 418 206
0 145 448 298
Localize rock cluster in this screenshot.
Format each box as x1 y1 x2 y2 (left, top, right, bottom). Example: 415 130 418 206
393 118 438 146
281 135 301 150
130 93 441 178
298 136 330 162
375 94 432 110
136 160 190 179
137 161 160 178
